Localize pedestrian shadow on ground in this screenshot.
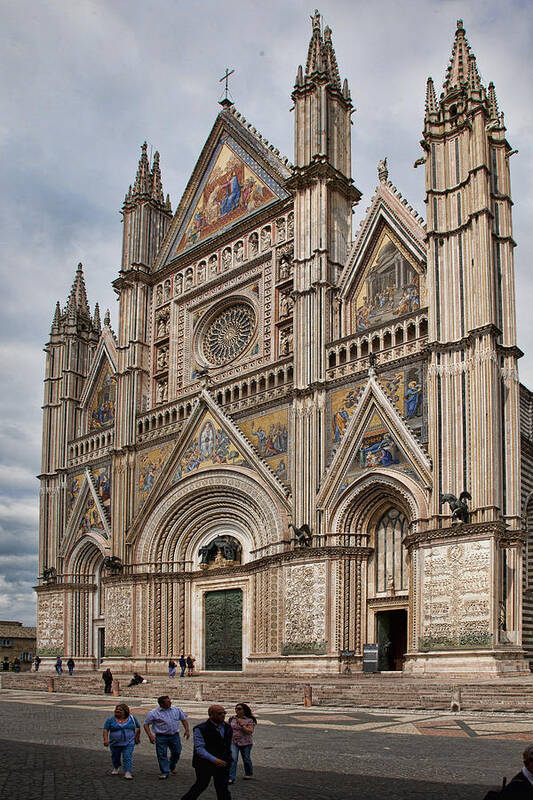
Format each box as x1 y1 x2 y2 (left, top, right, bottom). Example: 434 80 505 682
0 738 493 800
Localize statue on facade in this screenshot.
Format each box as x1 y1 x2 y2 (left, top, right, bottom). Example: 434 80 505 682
440 491 471 523
289 523 312 547
103 556 123 574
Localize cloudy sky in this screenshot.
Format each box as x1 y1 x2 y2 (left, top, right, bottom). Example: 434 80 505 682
1 0 531 626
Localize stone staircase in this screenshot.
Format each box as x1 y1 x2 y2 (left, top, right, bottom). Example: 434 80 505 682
4 671 533 712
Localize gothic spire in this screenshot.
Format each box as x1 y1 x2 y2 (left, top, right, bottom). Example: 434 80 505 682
133 141 151 196
298 10 344 90
443 19 471 92
305 9 324 77
104 309 111 327
65 262 91 317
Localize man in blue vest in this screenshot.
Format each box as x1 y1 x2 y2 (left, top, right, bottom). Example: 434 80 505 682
181 704 232 800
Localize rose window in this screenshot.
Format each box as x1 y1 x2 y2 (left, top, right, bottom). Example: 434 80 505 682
202 303 255 365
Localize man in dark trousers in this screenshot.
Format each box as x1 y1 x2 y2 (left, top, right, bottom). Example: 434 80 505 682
181 704 232 800
499 744 533 797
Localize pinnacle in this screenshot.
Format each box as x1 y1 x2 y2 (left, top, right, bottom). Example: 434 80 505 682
377 157 388 183
104 309 111 327
301 11 343 90
425 77 438 117
66 262 91 318
51 301 61 330
443 19 470 92
150 151 164 204
133 141 151 196
488 81 499 119
443 19 485 96
93 302 101 332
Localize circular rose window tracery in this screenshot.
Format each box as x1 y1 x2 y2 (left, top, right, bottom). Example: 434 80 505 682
202 303 255 365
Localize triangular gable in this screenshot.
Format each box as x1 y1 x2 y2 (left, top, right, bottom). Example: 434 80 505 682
340 180 426 306
318 375 431 508
80 329 117 432
60 468 110 558
127 389 291 543
156 108 292 270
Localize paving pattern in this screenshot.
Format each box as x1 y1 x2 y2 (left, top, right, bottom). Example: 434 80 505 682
1 688 532 800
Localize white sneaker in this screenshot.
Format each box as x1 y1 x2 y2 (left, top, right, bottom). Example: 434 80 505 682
111 768 121 775
124 771 133 780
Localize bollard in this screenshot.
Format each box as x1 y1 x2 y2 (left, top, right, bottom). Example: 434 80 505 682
47 677 55 693
112 679 120 697
304 683 312 707
194 683 203 702
450 686 462 712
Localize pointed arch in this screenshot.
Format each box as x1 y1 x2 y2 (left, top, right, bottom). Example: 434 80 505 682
134 469 289 567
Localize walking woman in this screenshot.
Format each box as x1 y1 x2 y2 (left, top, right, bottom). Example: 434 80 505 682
103 703 140 779
228 702 257 784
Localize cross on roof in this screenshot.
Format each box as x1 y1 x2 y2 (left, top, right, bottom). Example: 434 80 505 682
219 67 235 106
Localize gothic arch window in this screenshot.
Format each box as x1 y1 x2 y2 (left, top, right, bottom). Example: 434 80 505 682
374 507 408 594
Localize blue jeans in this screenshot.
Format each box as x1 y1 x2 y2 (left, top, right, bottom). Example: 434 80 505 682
229 743 253 781
179 665 186 677
169 667 176 678
155 732 182 775
110 742 134 772
55 665 62 675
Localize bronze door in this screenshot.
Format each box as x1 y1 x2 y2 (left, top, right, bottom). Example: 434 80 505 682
204 589 243 671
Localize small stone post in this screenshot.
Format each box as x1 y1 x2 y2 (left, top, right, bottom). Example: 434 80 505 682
194 684 203 702
112 679 120 697
47 677 55 693
304 683 312 707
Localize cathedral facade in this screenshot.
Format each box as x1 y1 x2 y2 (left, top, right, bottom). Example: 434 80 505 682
37 15 533 675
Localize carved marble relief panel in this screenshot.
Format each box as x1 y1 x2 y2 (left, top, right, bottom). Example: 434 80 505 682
419 540 492 651
37 591 64 655
282 562 327 655
105 583 133 657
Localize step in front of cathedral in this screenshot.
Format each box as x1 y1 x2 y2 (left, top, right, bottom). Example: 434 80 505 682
4 671 533 712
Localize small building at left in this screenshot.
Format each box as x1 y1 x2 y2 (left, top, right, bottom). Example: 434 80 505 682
0 621 36 670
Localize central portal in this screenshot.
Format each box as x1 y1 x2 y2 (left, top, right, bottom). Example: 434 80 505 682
204 588 243 671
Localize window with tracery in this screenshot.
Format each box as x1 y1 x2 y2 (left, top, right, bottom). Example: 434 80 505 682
374 508 408 593
201 303 256 366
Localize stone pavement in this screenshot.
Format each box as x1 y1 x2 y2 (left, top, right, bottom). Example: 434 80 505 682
1 689 532 799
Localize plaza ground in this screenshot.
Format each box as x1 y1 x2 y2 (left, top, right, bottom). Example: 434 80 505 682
1 688 532 799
